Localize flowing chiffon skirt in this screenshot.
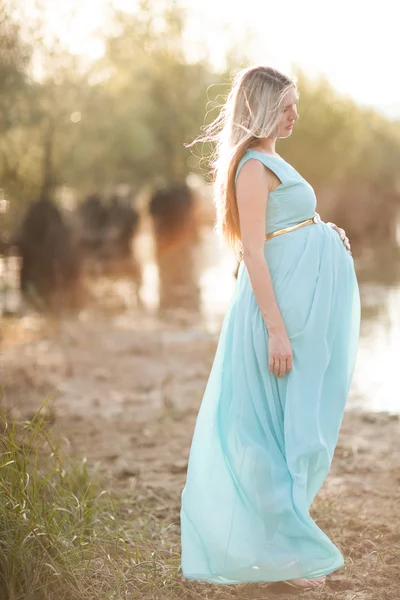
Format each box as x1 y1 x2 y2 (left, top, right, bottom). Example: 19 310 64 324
180 220 360 584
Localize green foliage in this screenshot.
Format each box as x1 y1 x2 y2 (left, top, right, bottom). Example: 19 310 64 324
0 399 99 598
280 68 400 240
0 1 31 131
0 1 39 225
285 68 400 190
59 2 222 190
0 399 186 599
0 0 399 242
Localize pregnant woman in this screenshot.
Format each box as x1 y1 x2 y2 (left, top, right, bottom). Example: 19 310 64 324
180 65 361 589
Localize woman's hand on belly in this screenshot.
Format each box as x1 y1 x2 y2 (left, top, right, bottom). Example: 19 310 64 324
325 221 352 254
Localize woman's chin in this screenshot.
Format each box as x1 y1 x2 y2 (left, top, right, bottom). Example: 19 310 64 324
277 129 293 140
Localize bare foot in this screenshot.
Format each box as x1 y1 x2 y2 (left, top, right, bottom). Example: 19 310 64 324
284 576 326 589
312 576 326 585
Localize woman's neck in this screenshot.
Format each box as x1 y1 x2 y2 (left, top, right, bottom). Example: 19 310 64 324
251 138 278 155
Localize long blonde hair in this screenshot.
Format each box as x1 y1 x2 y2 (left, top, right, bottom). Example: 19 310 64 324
191 65 297 252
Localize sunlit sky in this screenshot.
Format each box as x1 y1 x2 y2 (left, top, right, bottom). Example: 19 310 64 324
21 0 400 117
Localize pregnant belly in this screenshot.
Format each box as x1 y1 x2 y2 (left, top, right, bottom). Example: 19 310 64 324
263 222 356 340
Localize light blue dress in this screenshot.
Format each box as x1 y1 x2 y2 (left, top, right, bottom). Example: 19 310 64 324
180 149 361 584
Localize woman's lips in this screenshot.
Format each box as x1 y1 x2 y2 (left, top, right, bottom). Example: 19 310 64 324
286 124 294 129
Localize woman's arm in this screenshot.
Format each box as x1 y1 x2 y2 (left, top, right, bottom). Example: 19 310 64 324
236 159 292 377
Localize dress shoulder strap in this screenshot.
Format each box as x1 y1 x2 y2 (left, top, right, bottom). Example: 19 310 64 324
235 149 288 186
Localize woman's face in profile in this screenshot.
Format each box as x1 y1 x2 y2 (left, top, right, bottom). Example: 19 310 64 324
276 88 300 139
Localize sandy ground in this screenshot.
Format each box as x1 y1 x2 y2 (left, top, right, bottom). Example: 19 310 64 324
1 297 399 599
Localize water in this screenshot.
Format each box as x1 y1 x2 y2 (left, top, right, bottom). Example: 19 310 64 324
352 285 399 413
0 255 20 315
2 228 399 414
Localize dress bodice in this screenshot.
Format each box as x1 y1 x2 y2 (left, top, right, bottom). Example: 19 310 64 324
235 149 317 234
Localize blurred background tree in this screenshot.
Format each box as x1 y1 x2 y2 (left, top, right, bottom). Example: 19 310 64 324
0 0 38 223
0 0 399 245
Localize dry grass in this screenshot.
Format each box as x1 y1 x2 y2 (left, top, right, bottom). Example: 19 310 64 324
0 400 184 600
1 401 398 600
0 312 399 600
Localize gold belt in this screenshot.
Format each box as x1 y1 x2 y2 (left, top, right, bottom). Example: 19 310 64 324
265 215 319 240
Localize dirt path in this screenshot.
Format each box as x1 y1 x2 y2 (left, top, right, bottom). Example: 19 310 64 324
1 307 399 599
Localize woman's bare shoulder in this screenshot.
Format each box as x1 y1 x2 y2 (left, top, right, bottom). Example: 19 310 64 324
236 157 276 193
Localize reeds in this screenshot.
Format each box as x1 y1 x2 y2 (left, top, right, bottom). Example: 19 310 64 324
0 400 185 600
1 399 397 600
